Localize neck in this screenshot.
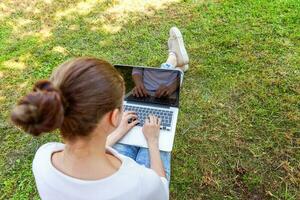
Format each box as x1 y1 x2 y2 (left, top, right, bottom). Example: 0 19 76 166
63 130 108 161
52 127 121 180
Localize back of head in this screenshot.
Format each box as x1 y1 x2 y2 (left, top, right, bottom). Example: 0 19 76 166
11 57 124 140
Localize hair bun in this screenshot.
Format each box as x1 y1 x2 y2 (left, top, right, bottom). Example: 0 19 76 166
11 80 64 136
33 80 57 92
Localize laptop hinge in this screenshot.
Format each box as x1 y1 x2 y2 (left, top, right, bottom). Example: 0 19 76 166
126 101 171 109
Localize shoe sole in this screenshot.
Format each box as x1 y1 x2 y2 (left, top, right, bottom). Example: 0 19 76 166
170 27 189 69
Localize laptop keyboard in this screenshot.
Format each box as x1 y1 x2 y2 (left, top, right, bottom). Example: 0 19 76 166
124 105 173 131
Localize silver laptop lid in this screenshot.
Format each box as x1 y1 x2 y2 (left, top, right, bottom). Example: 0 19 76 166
114 64 182 107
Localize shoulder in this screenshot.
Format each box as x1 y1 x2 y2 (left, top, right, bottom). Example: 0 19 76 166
34 142 64 158
137 166 169 200
33 142 64 170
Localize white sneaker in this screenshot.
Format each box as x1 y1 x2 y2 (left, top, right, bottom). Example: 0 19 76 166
168 27 189 71
176 64 189 72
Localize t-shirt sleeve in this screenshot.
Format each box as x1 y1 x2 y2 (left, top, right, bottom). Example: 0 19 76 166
132 68 143 76
33 143 56 170
32 142 65 176
139 167 169 200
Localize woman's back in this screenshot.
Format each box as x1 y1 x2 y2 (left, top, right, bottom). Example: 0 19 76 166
33 142 168 200
11 58 169 200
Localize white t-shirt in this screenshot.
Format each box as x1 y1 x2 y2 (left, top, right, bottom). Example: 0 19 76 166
32 142 169 200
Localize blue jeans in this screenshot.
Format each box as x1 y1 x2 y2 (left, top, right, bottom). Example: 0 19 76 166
161 63 174 69
112 143 171 182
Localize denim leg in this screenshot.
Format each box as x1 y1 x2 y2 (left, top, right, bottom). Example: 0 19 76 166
112 143 139 160
135 147 171 182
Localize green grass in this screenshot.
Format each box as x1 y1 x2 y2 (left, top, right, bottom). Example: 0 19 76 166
0 0 299 199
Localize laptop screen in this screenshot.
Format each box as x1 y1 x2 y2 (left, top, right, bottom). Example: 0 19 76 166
114 65 182 107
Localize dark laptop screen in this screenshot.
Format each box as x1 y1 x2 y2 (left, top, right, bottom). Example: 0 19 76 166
114 65 181 107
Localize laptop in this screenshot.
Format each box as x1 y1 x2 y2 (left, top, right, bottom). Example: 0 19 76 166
114 64 183 152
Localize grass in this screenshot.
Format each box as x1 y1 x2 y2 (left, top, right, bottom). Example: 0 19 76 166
0 0 299 199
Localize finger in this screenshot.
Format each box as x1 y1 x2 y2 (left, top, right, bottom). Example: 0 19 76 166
156 91 162 98
137 88 142 97
154 116 158 124
150 114 155 124
163 88 169 96
161 89 168 97
137 87 144 97
155 88 162 97
129 119 139 127
148 115 152 123
145 117 150 124
165 88 171 96
157 91 163 98
125 113 138 120
124 111 137 115
165 90 170 96
158 118 161 126
155 117 159 125
133 88 139 97
142 87 148 96
155 91 159 97
158 88 167 97
124 111 136 115
153 115 158 124
146 115 151 124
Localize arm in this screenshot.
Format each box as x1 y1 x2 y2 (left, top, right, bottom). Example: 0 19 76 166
132 73 143 86
142 115 166 178
106 111 139 146
155 76 180 98
167 76 180 92
106 129 125 147
148 140 166 177
132 72 149 97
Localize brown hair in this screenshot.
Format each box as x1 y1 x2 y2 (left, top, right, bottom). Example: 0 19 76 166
11 57 124 140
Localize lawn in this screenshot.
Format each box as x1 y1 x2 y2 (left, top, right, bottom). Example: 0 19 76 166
0 0 299 199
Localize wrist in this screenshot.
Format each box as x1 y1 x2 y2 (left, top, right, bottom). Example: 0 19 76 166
147 139 159 148
113 127 126 138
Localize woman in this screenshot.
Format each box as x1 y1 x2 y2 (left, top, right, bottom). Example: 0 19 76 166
11 27 189 200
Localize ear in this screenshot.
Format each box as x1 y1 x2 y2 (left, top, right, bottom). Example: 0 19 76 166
109 108 122 128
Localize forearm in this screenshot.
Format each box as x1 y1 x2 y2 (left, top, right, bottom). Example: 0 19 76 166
168 77 180 93
148 141 166 178
106 130 123 147
132 74 143 85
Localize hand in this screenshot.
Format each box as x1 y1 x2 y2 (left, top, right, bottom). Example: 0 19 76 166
106 111 139 147
142 115 161 143
155 84 173 98
116 111 139 137
132 83 148 97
